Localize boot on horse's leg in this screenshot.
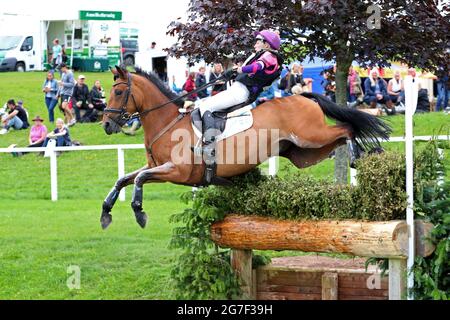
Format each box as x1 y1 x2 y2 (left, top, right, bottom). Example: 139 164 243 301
131 185 148 229
347 139 364 169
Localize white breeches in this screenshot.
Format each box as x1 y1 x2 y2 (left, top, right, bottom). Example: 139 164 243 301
198 81 250 116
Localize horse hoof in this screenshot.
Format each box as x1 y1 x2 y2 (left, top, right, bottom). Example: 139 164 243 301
101 213 113 230
135 211 148 229
369 147 385 155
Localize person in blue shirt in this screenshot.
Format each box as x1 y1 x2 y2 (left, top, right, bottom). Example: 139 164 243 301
42 71 59 123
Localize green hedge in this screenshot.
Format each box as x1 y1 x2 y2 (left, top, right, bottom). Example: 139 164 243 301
170 140 449 300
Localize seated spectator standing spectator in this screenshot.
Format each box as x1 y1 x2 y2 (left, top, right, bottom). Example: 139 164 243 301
86 80 106 122
435 69 449 112
210 63 226 96
183 72 198 102
42 118 71 148
72 75 93 123
0 99 29 134
122 117 141 136
171 75 184 94
321 70 336 102
278 68 293 97
51 38 62 74
12 116 48 156
348 65 363 103
57 63 75 126
253 82 276 107
195 67 208 99
387 70 405 105
42 71 59 123
364 69 394 112
290 63 311 95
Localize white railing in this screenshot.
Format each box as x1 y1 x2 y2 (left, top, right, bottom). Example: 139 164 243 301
0 135 447 201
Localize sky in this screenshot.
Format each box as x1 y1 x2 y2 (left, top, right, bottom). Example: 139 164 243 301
0 0 190 47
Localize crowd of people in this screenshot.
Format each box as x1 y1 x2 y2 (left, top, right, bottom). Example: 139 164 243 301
174 61 449 117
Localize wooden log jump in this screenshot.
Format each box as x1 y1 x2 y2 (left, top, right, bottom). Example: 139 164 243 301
210 215 435 300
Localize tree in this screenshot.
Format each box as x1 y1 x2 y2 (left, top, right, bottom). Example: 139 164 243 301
167 0 450 183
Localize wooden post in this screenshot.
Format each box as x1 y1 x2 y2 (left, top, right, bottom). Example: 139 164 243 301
230 249 254 299
322 272 338 300
389 258 407 300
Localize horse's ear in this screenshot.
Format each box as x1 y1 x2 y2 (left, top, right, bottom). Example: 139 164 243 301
110 66 119 80
115 65 127 79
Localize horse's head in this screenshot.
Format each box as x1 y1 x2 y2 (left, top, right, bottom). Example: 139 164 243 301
103 65 141 135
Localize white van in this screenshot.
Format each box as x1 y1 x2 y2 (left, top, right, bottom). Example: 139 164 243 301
0 35 42 71
0 16 44 72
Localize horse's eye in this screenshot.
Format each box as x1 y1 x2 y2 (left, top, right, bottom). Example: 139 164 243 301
115 89 123 96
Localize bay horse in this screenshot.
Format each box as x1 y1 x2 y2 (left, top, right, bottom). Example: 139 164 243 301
100 66 390 229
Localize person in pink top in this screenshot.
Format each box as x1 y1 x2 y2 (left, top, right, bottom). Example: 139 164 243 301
11 116 48 157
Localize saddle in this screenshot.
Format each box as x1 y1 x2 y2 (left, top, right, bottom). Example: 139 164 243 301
189 102 254 186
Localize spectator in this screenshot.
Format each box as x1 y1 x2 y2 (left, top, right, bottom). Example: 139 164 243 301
42 118 71 148
51 39 63 75
90 80 106 109
435 70 449 112
278 68 292 97
253 82 276 107
183 72 197 101
321 70 336 102
149 41 156 50
387 70 405 105
12 116 48 157
348 65 363 103
61 44 68 64
0 99 29 134
122 118 141 136
72 75 92 123
210 63 226 96
42 71 59 123
171 75 184 94
290 63 311 95
363 69 393 111
57 63 75 126
195 66 208 99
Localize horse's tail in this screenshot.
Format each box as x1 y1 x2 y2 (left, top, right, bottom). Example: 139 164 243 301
301 92 392 150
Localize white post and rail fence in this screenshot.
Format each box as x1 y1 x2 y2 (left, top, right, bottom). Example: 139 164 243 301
0 136 447 202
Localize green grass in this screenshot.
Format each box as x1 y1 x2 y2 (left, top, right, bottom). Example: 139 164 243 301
0 199 185 299
0 72 448 299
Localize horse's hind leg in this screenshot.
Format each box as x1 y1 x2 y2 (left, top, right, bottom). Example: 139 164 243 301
101 165 148 229
131 162 178 228
282 138 346 169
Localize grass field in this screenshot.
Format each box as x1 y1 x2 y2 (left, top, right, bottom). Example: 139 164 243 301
0 71 448 299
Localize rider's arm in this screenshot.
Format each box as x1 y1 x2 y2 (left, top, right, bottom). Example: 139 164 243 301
241 61 264 74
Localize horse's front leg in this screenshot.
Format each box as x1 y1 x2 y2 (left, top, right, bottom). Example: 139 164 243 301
131 162 177 228
101 165 148 229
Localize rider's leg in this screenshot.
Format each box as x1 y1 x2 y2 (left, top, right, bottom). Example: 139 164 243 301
198 81 249 116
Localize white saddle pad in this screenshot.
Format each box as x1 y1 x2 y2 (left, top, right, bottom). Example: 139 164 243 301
191 105 254 142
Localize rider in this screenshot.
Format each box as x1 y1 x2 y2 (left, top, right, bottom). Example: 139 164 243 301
198 30 283 145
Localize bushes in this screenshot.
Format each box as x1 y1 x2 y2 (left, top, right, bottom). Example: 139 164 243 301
170 140 448 299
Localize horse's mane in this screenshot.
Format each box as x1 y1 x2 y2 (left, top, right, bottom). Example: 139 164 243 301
133 67 184 107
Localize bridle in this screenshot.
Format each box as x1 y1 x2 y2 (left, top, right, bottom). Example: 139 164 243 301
103 74 137 127
104 72 196 128
104 71 233 128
